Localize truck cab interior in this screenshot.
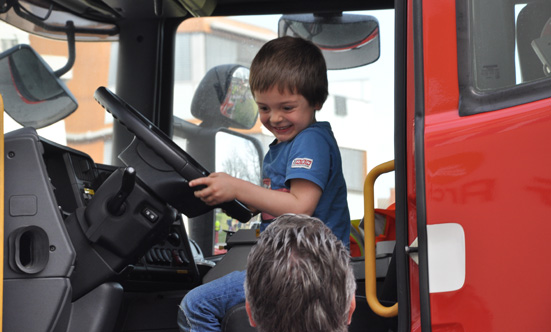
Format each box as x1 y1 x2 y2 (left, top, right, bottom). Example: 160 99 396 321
0 0 403 331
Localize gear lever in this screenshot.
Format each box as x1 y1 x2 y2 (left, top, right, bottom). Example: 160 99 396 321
107 166 136 216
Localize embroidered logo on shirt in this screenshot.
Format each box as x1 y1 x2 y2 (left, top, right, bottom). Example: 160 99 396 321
291 158 313 169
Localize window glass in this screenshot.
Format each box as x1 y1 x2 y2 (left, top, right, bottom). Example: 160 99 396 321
457 0 551 116
515 2 551 83
467 0 551 91
206 35 238 68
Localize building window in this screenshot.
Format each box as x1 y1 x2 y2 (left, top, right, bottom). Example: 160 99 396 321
340 147 366 192
335 95 348 116
175 34 192 81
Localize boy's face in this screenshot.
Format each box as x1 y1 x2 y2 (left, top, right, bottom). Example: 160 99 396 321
255 86 317 143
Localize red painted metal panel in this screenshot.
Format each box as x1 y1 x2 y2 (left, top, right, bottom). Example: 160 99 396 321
421 0 551 330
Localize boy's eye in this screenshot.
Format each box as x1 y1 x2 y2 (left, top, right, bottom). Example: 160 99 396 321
283 106 295 111
258 106 269 112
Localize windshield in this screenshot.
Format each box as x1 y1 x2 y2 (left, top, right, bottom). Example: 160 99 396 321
171 12 395 253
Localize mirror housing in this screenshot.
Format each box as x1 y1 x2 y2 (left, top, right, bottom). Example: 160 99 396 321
0 44 78 128
191 64 259 130
278 13 380 70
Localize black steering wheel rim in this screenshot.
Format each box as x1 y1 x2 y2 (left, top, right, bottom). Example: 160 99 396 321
94 86 252 223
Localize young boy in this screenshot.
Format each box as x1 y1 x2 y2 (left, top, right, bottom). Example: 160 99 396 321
177 36 350 332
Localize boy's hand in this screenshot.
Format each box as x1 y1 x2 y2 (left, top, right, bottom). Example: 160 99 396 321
189 172 237 206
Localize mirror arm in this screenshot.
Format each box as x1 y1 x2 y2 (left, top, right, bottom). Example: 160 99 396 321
54 21 76 78
0 0 11 13
313 12 343 18
173 117 202 140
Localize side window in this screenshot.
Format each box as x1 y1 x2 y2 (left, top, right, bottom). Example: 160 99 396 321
457 0 551 116
516 2 551 83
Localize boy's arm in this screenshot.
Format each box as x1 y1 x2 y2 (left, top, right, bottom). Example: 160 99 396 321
189 173 322 217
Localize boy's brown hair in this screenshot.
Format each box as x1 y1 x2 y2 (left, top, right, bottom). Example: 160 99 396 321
249 36 328 108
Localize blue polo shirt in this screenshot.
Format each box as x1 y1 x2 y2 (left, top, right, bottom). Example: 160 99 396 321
261 121 350 247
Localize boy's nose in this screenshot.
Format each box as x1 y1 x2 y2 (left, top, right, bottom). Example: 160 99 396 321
270 111 284 124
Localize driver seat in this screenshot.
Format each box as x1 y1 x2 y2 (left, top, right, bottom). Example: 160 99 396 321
222 304 256 332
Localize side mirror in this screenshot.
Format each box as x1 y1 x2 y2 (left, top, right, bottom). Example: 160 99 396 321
0 45 78 128
191 64 259 130
278 13 380 70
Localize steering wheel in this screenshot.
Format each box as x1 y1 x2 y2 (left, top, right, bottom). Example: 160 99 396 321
94 86 253 223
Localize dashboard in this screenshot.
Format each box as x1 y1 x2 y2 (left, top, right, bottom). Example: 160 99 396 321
39 133 202 291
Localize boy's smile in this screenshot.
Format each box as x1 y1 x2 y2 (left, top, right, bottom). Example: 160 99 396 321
255 87 318 143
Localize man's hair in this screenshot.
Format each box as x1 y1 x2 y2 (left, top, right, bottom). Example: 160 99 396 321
244 214 355 332
249 36 328 108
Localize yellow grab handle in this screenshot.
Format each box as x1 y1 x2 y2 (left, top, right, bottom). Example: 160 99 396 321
364 160 398 317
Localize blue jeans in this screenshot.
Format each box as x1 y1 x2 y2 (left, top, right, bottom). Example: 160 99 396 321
178 270 246 332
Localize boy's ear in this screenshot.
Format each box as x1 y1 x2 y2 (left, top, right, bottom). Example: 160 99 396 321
314 102 323 111
347 296 357 325
245 301 257 327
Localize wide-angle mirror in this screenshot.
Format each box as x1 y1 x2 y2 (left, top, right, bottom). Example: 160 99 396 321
0 44 78 128
191 64 258 129
278 13 380 69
